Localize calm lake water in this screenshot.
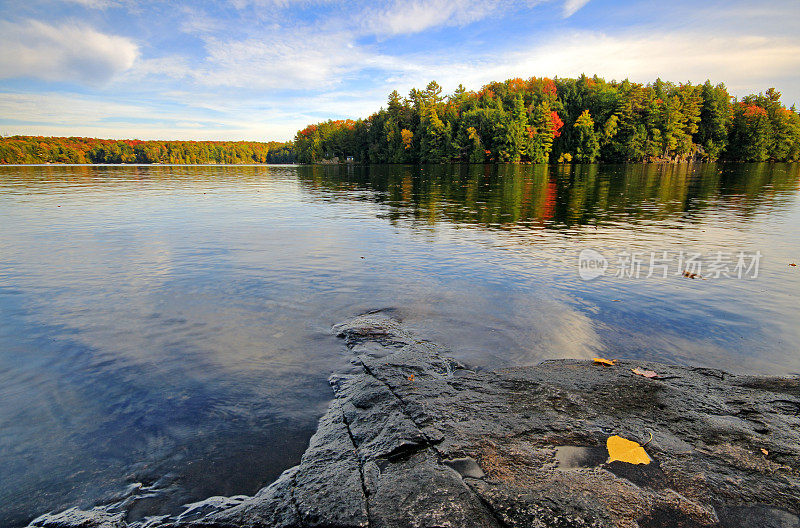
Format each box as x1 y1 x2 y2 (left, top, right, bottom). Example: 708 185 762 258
1 163 799 526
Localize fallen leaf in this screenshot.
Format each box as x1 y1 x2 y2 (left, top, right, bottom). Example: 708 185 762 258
682 270 701 279
607 435 651 465
761 448 769 456
593 357 616 366
611 299 622 302
407 374 415 381
790 263 797 267
631 368 659 379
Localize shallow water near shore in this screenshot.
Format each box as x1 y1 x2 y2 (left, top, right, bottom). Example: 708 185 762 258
1 162 799 527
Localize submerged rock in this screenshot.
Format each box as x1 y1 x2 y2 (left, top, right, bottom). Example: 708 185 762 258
29 312 800 527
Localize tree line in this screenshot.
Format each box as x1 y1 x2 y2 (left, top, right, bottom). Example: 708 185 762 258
294 76 800 164
4 76 798 166
0 136 294 164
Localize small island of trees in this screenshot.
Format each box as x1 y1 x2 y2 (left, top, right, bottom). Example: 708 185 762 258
293 76 800 164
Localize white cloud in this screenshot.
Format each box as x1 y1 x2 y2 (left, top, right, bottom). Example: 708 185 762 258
563 0 590 17
0 20 138 84
365 0 500 36
197 33 371 90
63 0 120 7
122 56 193 81
228 0 329 7
0 91 312 141
0 92 145 124
179 7 226 34
377 30 800 107
506 31 800 90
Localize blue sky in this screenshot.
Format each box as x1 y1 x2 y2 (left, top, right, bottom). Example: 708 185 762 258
1 0 798 141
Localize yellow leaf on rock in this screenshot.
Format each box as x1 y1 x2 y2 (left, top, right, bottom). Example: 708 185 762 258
593 357 616 366
607 435 651 465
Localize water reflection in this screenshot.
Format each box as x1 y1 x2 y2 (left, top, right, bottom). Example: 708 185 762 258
296 162 800 375
296 163 800 230
0 163 798 527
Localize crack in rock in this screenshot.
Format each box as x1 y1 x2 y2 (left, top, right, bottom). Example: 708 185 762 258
341 407 372 528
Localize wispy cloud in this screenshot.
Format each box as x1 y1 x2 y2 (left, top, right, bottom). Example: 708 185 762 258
197 32 371 90
0 91 308 140
563 0 590 17
503 31 800 89
374 30 800 103
178 7 227 35
227 0 328 8
0 92 142 124
62 0 121 7
121 56 193 82
365 0 500 37
0 19 138 84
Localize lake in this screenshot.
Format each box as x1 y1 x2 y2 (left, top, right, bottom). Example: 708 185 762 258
1 163 799 527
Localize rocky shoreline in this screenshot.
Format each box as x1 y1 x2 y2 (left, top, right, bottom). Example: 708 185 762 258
30 312 800 527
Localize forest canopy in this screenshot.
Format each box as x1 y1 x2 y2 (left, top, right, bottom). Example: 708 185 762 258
0 137 294 165
294 76 800 164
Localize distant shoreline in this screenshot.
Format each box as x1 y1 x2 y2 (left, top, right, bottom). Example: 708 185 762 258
0 136 294 165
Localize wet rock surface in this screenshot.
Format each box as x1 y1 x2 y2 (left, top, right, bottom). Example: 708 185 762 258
29 312 800 528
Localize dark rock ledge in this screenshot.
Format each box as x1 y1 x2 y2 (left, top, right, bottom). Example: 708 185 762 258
29 312 800 528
